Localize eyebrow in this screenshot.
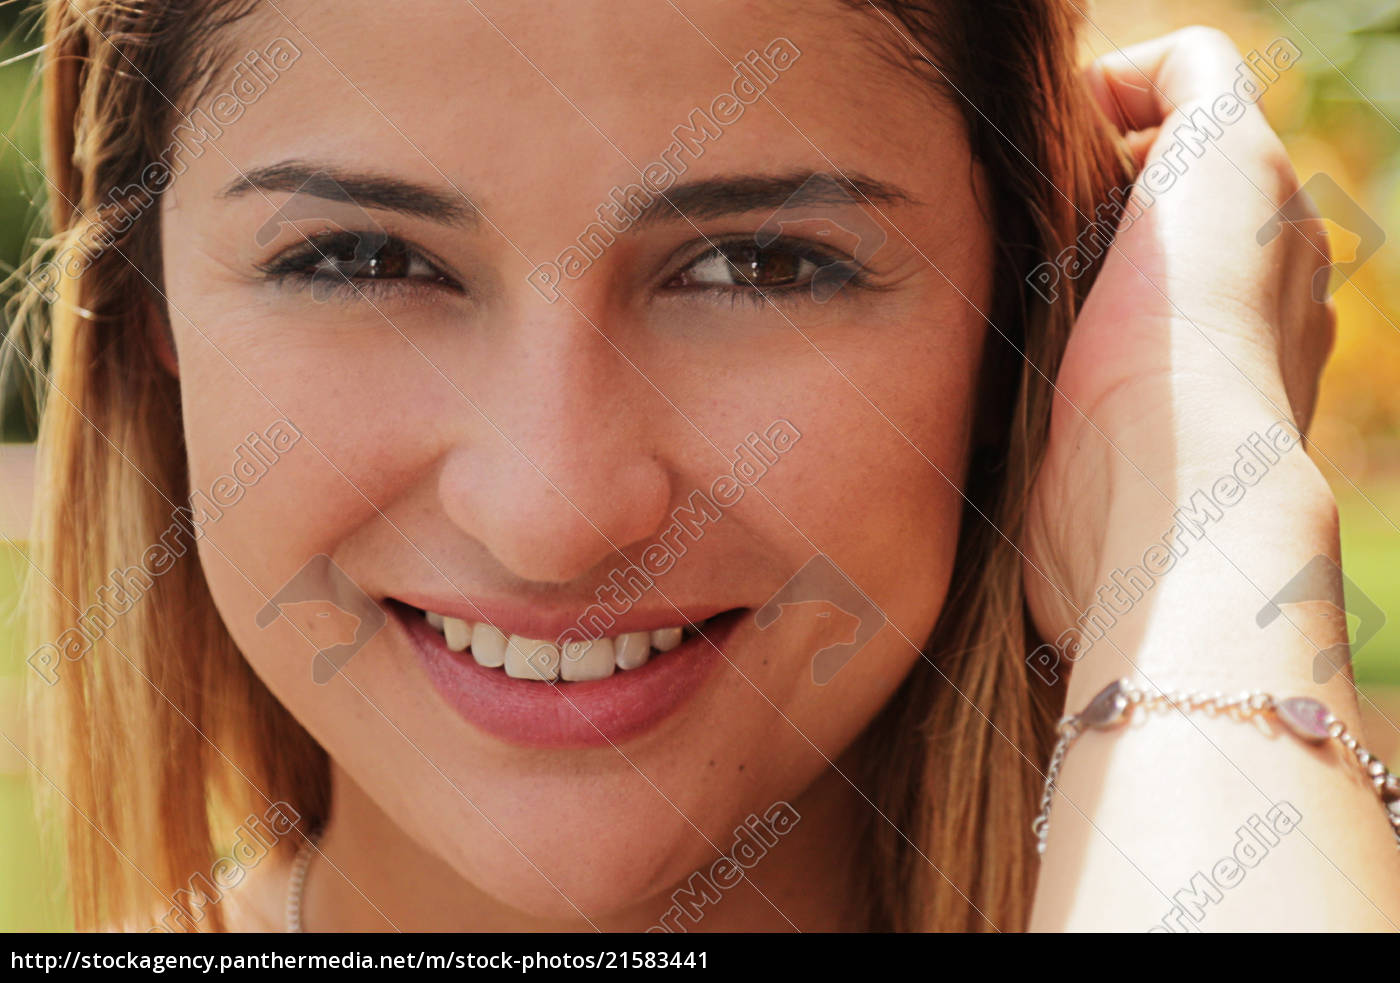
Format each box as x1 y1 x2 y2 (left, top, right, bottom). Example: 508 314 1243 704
219 163 912 229
634 171 915 227
219 161 478 226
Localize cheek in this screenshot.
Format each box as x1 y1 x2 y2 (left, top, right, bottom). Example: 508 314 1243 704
171 286 445 559
740 305 984 609
702 309 981 768
723 344 981 751
167 294 421 699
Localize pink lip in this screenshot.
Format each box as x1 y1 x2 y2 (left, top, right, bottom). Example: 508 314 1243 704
396 604 742 749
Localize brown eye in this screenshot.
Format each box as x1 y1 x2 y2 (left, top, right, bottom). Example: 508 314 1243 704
260 230 459 301
669 242 819 290
316 235 416 280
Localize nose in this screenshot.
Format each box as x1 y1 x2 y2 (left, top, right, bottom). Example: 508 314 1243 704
437 307 673 584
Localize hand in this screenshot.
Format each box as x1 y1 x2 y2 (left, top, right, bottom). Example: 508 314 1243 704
1017 35 1400 923
1022 27 1339 649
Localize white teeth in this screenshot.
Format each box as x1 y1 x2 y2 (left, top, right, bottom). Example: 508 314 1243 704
505 635 560 681
561 637 616 682
651 626 683 653
615 631 651 671
421 606 699 680
470 623 507 668
443 617 472 652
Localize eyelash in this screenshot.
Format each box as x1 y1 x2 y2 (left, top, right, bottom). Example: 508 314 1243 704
255 231 873 306
256 231 461 302
663 236 872 307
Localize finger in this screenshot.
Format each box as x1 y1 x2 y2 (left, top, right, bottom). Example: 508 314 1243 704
1083 27 1258 133
1082 56 1153 133
1123 127 1158 169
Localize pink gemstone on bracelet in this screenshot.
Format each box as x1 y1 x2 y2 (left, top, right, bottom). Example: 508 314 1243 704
1275 697 1332 743
1079 679 1131 730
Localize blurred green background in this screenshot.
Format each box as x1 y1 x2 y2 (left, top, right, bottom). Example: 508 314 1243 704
1 0 1399 932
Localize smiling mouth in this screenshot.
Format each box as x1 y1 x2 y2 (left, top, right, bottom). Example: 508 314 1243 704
395 600 745 747
397 602 740 683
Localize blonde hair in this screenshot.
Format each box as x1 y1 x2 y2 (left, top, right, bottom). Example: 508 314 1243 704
8 0 1128 932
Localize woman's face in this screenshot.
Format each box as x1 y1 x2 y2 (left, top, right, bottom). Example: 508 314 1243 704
161 0 991 923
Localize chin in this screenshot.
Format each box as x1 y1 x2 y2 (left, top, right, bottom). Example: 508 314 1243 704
398 780 723 924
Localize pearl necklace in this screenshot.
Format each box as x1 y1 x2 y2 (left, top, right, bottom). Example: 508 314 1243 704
284 830 321 933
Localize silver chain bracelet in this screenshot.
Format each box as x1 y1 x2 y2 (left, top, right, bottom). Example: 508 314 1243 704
1032 679 1400 856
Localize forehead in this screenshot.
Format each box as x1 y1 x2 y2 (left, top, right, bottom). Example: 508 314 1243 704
197 0 961 197
224 4 952 151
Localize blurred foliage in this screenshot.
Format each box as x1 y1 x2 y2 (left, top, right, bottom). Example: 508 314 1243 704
0 2 42 442
0 543 69 931
1271 0 1400 487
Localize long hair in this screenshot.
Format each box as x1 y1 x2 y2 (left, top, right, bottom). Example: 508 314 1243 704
8 0 1129 932
848 0 1132 930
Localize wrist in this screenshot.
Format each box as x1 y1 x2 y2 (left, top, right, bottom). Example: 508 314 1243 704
1094 414 1337 574
1043 452 1342 702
